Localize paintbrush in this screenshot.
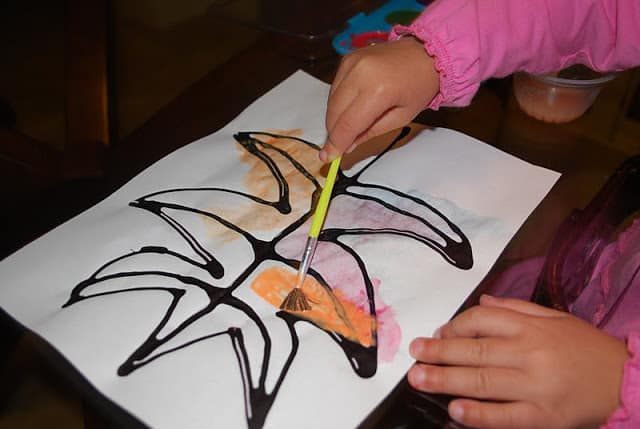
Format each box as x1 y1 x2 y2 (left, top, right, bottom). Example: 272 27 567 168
280 156 342 311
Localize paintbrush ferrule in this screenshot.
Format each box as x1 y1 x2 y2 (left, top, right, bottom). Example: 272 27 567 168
295 236 318 288
281 156 342 311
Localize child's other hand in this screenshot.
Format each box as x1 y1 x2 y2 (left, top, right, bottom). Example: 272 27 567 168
321 37 439 162
408 295 630 429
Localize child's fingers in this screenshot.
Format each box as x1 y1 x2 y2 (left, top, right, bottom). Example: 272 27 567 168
479 294 563 318
448 398 542 429
438 305 527 339
345 104 420 150
325 83 358 140
324 91 394 160
327 55 355 99
409 337 522 369
407 363 526 401
325 55 376 153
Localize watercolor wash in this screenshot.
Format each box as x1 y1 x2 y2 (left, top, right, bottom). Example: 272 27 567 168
63 127 473 429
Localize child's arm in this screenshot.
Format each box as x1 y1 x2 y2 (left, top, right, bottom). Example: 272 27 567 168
407 295 634 428
321 0 640 162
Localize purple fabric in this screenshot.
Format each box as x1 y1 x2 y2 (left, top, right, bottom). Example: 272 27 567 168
571 219 640 337
390 0 640 109
603 332 640 428
388 2 640 424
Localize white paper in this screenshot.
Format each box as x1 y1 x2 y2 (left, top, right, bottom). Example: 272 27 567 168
0 71 560 429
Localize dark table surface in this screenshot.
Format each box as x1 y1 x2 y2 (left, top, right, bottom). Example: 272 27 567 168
2 6 639 428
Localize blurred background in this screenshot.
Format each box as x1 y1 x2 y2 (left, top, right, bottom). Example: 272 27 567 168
2 1 640 428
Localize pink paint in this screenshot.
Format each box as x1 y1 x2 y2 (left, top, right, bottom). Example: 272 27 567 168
324 194 446 244
271 188 451 362
276 214 402 362
369 279 402 362
350 31 390 49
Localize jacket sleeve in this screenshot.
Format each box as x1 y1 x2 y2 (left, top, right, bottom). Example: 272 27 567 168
390 0 640 109
602 331 640 428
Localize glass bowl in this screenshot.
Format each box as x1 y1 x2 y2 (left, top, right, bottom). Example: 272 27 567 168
513 65 616 123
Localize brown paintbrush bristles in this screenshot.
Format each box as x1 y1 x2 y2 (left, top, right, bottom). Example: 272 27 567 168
280 288 312 312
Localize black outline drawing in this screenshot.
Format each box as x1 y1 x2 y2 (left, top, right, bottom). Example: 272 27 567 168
63 127 473 429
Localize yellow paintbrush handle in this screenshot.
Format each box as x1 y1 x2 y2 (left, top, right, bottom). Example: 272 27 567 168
309 156 342 238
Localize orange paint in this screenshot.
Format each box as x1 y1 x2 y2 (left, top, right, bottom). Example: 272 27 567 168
240 130 323 200
237 130 324 229
206 130 326 240
251 266 376 347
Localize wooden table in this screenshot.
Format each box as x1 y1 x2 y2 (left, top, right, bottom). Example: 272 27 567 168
2 13 638 428
107 31 636 428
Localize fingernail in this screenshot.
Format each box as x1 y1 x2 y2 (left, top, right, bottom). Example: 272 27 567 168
322 138 339 162
408 365 426 387
409 339 423 358
324 152 337 162
320 147 336 162
479 294 495 304
449 402 464 422
346 142 358 153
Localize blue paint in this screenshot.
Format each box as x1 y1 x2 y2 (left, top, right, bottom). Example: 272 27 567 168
332 0 430 55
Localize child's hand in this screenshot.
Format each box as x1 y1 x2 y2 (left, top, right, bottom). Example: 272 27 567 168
321 37 439 162
408 295 630 429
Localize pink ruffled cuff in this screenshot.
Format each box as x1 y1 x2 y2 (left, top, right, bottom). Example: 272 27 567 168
389 0 640 111
389 0 481 110
602 332 640 428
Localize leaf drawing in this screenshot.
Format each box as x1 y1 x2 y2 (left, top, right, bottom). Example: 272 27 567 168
63 126 473 428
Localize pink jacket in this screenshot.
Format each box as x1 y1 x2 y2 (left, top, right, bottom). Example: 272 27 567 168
392 1 640 427
391 0 640 109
